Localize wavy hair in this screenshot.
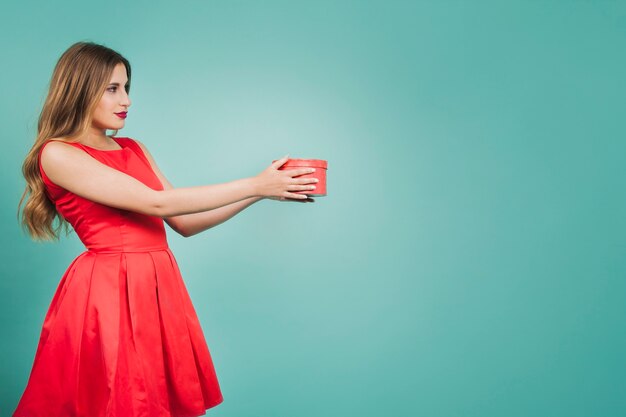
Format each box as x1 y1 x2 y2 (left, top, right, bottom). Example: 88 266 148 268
17 41 131 241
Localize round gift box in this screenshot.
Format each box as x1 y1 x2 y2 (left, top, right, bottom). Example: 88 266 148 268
273 158 328 196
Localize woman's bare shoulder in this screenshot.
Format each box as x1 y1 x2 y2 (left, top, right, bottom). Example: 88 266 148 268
42 137 79 147
39 137 78 155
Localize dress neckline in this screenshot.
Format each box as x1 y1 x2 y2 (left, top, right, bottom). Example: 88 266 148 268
78 137 126 152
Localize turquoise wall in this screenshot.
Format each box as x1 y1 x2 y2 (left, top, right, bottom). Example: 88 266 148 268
1 1 625 416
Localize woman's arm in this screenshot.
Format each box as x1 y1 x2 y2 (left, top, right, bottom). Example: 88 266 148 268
40 140 315 233
174 196 264 237
135 140 263 237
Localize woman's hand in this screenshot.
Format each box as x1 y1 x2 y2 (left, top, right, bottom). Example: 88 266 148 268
254 155 318 201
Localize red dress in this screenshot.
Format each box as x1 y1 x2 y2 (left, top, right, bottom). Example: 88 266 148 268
13 137 224 417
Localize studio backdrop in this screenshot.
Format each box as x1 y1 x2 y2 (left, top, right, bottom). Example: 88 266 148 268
1 1 624 416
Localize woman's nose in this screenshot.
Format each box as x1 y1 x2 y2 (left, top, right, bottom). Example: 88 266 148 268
121 93 131 107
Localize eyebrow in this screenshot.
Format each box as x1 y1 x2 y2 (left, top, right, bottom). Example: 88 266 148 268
108 82 129 86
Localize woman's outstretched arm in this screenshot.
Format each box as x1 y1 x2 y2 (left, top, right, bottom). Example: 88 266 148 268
169 196 263 237
135 140 263 237
40 140 317 234
135 140 308 237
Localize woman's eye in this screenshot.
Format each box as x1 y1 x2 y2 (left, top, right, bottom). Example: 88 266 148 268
107 87 116 92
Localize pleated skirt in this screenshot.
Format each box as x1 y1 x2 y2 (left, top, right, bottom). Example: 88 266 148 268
13 249 224 417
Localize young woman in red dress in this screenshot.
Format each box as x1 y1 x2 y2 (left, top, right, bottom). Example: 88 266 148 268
15 41 317 417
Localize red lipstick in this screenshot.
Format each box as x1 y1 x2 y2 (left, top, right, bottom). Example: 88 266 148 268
115 112 127 119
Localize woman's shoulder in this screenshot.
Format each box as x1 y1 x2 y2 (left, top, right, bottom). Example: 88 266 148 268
37 138 77 193
40 136 145 157
41 136 78 146
42 135 136 145
38 138 80 159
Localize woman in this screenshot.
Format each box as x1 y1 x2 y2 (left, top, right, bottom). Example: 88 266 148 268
15 41 318 417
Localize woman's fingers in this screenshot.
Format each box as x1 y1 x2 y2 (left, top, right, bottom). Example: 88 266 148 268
287 184 317 191
263 157 319 200
285 167 316 177
285 196 315 203
295 177 319 184
285 192 309 199
271 155 290 169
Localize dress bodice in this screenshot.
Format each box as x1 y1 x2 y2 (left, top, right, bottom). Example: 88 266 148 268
38 137 169 252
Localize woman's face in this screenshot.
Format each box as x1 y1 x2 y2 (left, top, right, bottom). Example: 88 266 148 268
91 62 131 132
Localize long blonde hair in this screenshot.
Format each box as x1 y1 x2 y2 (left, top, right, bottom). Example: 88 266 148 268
17 41 132 241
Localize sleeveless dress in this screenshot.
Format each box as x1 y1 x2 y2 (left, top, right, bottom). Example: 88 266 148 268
13 136 224 417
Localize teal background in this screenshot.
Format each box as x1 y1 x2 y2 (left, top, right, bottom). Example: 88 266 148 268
1 1 625 416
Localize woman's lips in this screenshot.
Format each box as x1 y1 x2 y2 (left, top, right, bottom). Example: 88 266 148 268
115 112 127 119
